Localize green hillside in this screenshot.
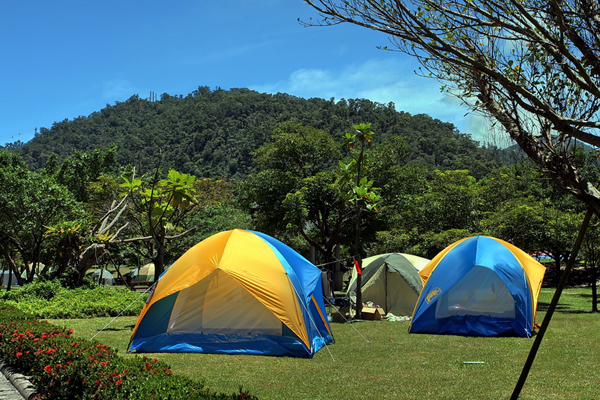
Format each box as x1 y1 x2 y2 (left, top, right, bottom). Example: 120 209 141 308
9 86 508 179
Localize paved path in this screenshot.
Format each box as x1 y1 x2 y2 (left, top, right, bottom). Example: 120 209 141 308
0 372 25 400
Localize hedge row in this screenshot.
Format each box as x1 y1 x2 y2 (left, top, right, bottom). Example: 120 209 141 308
0 280 148 318
0 303 257 400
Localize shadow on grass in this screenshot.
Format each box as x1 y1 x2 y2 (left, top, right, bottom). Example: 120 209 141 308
101 324 135 332
537 301 593 314
575 292 598 299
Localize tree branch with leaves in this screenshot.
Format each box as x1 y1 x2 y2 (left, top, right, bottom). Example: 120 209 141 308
302 0 600 217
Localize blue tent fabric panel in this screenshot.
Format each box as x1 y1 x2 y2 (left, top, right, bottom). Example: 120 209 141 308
252 230 322 299
132 292 178 340
129 332 312 358
251 230 333 349
410 314 527 337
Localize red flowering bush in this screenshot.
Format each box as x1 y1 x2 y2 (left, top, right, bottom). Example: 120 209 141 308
0 303 257 400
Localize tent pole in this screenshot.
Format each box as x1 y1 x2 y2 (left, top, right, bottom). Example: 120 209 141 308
510 206 594 400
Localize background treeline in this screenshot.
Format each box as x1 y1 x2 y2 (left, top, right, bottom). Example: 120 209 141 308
0 87 598 310
5 86 509 180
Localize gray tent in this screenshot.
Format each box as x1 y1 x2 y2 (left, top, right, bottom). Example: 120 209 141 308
91 269 115 285
347 253 429 317
126 263 155 282
1 270 20 287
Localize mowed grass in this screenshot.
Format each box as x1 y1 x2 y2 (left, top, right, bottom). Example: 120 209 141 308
49 288 599 400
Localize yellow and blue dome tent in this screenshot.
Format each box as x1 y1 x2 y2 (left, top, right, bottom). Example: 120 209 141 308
128 229 334 358
409 236 546 337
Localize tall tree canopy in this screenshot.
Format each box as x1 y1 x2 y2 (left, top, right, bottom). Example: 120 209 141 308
12 88 505 180
303 0 600 217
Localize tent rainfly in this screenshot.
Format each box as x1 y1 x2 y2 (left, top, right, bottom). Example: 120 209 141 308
128 229 334 358
409 236 546 337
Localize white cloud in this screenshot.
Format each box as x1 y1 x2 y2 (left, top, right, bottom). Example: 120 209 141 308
250 58 498 142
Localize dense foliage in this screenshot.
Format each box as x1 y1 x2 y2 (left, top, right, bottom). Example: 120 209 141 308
7 87 507 180
0 280 147 319
0 87 597 309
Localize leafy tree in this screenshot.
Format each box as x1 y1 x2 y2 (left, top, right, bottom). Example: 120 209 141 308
15 88 506 180
0 150 83 284
303 0 600 240
380 168 480 257
480 196 582 285
119 168 198 279
239 121 348 263
480 197 549 254
240 121 382 297
337 123 380 317
48 144 118 202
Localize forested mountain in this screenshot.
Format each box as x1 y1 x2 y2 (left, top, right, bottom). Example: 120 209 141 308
9 86 510 179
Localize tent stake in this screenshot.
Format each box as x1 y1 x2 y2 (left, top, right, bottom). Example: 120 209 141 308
510 207 594 399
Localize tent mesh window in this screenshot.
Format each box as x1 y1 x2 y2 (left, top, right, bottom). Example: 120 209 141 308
166 269 283 336
434 265 515 319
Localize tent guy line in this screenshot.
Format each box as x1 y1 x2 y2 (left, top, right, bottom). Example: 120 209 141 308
89 282 156 342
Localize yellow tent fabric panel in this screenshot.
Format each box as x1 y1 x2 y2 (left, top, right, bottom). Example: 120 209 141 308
312 296 332 337
167 269 282 335
218 230 308 347
493 238 546 322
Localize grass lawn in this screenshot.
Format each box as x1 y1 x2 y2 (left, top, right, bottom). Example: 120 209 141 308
49 288 599 400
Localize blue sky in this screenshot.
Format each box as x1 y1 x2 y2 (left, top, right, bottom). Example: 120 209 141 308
0 0 497 147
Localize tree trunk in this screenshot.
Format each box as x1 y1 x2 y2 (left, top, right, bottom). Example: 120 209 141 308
0 243 25 287
77 243 106 285
355 258 362 319
333 245 344 291
354 208 363 319
592 265 598 312
554 258 562 287
152 234 166 281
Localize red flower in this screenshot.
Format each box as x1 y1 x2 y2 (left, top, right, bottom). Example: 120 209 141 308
16 352 23 358
46 348 56 355
116 380 123 386
44 365 52 374
144 362 151 371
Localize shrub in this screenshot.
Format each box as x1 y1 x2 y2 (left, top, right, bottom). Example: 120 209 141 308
1 279 63 301
0 303 258 400
1 281 148 318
